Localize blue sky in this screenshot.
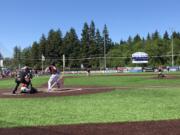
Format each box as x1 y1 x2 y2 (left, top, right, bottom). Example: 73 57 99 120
0 0 180 57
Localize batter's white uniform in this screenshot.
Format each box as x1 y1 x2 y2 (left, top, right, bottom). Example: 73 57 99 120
46 65 60 91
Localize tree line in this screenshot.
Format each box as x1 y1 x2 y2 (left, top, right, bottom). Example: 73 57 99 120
3 21 180 70
108 31 180 67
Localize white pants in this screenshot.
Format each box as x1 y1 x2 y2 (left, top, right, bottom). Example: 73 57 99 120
48 73 60 91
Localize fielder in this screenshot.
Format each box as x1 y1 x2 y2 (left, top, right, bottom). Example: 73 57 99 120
158 66 165 79
45 62 63 92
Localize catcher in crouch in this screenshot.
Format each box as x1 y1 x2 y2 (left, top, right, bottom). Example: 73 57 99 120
45 62 61 92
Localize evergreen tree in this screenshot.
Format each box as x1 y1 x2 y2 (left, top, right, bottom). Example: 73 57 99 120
21 47 32 67
47 29 63 66
127 36 133 52
63 28 80 68
163 31 169 40
152 30 160 40
146 33 151 41
127 36 133 44
133 34 141 43
103 24 112 53
81 22 90 68
89 21 98 68
120 40 126 45
13 46 21 68
31 42 40 69
39 34 47 57
172 31 177 39
89 21 96 52
95 29 104 69
102 24 113 68
95 29 104 56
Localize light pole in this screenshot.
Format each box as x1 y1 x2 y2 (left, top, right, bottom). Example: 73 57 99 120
171 36 174 67
63 54 65 74
41 54 45 73
104 34 107 71
171 29 174 67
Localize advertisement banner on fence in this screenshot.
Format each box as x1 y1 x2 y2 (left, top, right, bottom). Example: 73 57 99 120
132 52 148 64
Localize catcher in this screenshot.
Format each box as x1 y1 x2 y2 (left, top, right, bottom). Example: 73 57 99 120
20 75 37 94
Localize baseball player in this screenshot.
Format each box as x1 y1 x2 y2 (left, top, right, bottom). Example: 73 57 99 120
158 66 165 78
12 66 33 94
45 62 61 92
20 74 37 94
20 83 30 93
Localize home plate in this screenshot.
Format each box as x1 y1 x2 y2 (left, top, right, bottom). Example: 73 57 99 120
37 87 83 93
52 88 83 93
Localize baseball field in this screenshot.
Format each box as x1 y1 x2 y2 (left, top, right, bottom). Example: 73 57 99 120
0 73 180 135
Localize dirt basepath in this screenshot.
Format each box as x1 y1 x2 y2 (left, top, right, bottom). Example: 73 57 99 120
0 119 180 135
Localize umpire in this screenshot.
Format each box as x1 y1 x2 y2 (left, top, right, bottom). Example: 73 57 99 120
12 66 33 94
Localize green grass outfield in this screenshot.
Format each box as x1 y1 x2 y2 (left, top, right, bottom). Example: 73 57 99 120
1 74 180 128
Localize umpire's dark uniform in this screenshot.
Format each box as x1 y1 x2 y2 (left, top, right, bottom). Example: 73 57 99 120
12 67 33 94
